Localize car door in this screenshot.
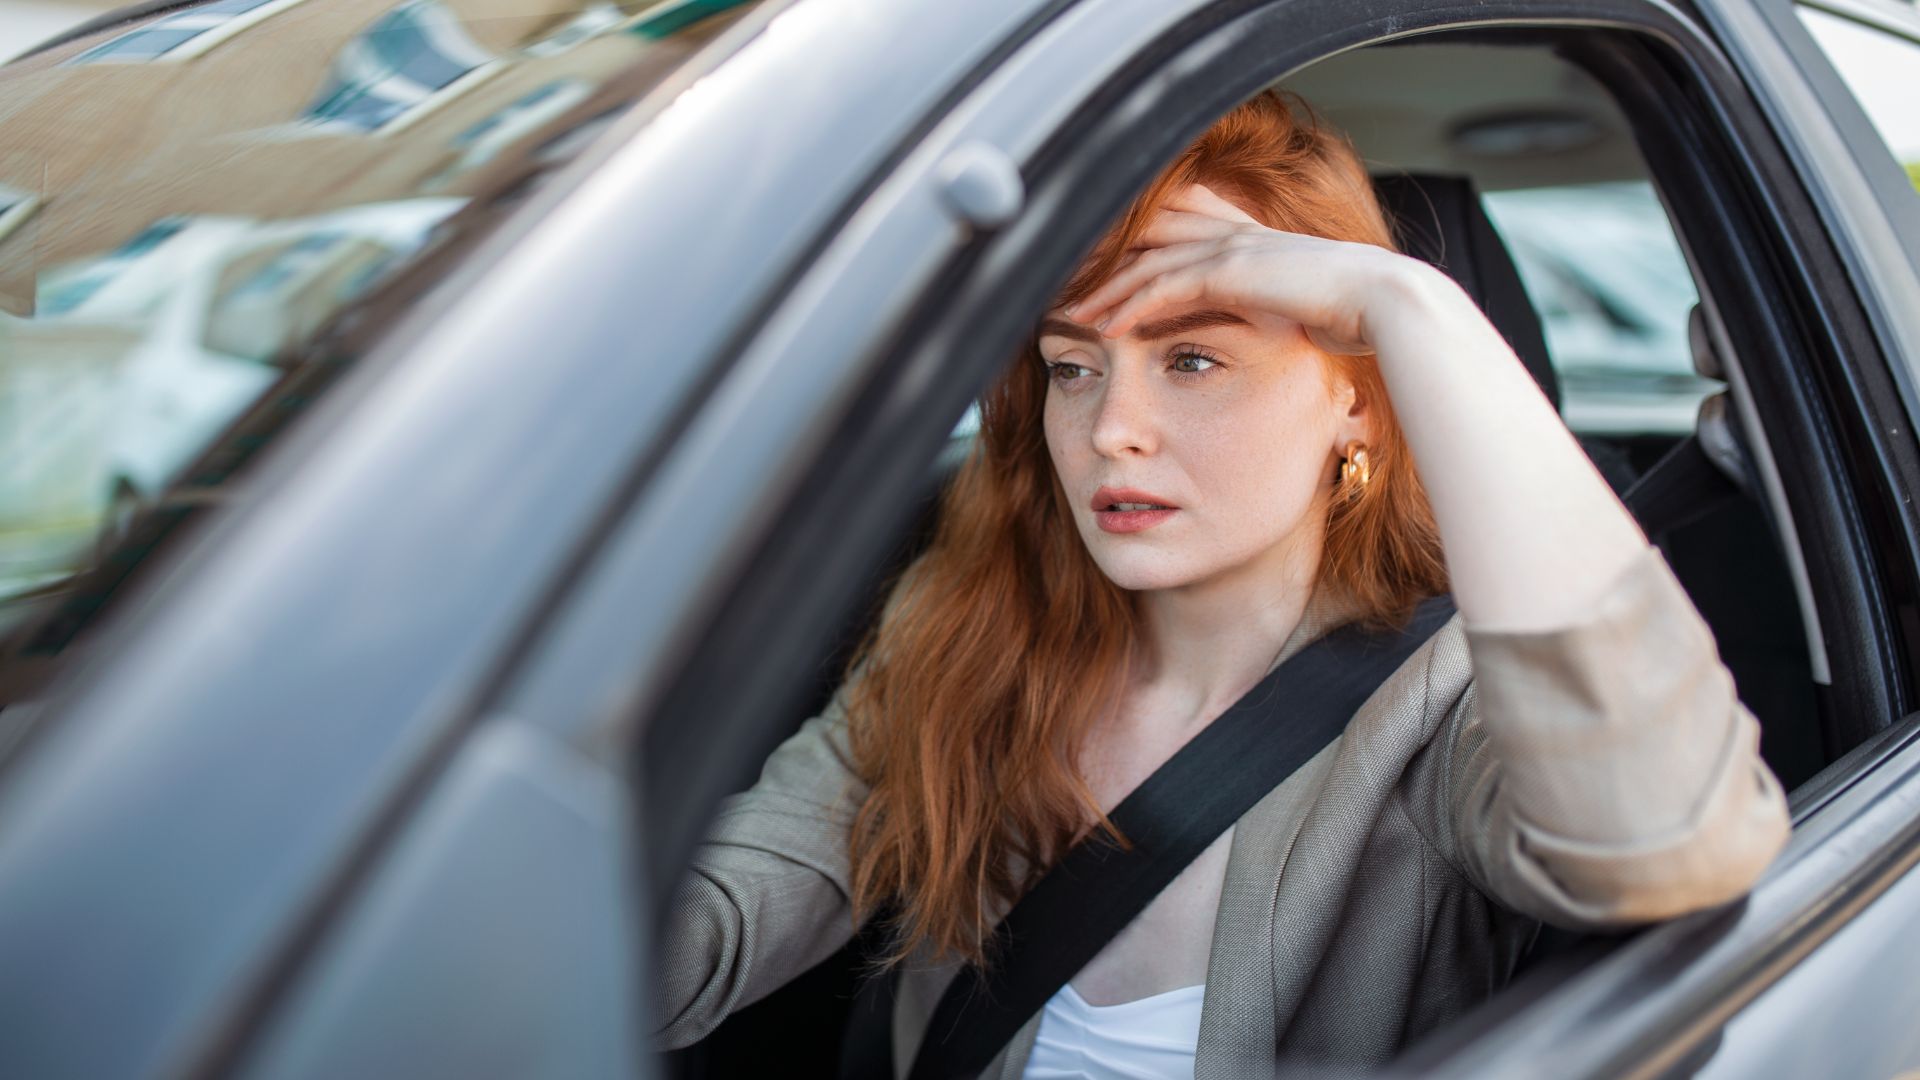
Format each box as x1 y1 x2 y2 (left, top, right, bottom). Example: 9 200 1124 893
146 0 1920 1076
465 1 1919 1078
629 2 1920 1078
0 0 1071 1076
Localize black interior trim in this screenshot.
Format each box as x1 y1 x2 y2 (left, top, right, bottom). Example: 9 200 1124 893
1788 708 1920 822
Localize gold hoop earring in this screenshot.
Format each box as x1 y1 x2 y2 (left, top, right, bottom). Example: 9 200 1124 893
1339 441 1372 499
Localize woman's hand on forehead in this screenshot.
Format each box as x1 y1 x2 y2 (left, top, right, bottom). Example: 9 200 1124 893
1065 183 1419 357
1070 182 1656 629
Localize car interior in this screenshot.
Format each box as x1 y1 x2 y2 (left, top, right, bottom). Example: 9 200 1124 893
674 29 1833 1080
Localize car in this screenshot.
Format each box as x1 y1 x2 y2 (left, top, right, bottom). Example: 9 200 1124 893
0 0 1916 1076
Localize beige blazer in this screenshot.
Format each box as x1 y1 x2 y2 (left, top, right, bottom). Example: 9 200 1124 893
654 545 1792 1078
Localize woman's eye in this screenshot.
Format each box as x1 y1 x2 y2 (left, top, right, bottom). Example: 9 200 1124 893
1170 352 1219 374
1046 361 1093 383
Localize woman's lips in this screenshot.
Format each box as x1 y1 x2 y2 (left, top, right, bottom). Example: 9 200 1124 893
1089 486 1180 534
1094 507 1178 533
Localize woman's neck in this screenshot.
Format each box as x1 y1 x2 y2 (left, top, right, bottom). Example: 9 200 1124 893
1126 528 1324 730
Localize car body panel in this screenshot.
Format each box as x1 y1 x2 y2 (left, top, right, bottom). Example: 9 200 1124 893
1696 824 1920 1078
237 721 639 1080
0 0 1072 1074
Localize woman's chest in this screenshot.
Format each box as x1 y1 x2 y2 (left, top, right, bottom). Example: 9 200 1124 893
1066 825 1234 1004
1068 721 1240 1004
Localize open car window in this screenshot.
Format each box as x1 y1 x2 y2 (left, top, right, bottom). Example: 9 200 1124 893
0 0 761 707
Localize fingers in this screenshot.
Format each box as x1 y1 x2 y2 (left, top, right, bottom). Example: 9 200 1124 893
1067 240 1222 326
1133 209 1245 249
1058 185 1328 339
1096 256 1230 339
1065 190 1269 325
1305 324 1373 356
1165 183 1261 225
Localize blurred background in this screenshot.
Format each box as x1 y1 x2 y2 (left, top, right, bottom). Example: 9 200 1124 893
3 0 118 63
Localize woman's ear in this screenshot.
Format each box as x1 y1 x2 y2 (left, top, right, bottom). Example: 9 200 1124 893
1330 371 1373 453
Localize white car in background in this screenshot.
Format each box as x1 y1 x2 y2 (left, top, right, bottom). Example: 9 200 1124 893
0 198 460 617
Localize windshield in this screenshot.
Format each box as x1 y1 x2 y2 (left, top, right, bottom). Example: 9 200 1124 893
0 0 760 697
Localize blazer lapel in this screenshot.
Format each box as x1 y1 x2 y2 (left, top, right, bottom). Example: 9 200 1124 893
1193 582 1363 1080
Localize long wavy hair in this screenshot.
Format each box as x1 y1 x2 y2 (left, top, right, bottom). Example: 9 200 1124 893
844 90 1447 967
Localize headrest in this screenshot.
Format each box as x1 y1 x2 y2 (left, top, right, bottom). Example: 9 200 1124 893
1370 173 1561 411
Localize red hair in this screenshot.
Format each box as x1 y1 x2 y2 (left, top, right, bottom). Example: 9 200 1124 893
845 91 1446 966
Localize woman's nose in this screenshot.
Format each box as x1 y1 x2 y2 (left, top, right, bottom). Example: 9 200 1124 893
1088 362 1159 458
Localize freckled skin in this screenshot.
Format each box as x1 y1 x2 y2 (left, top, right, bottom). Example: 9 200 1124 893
1039 306 1364 596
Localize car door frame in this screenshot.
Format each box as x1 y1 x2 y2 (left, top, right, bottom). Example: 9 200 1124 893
1689 0 1920 749
0 1 1128 1077
539 0 1915 917
1725 0 1920 380
453 1 1920 1077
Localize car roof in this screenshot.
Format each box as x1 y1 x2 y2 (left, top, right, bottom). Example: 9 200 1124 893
1284 39 1648 191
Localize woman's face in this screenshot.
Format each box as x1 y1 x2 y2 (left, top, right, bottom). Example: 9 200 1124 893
1038 301 1368 593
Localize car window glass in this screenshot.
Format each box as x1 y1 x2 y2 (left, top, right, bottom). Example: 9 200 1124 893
0 0 760 669
1797 6 1920 199
1483 181 1716 437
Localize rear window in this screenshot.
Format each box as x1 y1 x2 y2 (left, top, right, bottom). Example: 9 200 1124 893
0 0 760 684
1482 180 1716 436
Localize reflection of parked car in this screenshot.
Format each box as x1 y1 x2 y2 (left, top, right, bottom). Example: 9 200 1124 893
0 201 459 614
1 1 1919 1079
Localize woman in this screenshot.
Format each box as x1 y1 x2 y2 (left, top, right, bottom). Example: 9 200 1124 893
655 91 1791 1078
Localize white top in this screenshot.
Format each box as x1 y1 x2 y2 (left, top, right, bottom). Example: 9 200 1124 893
1020 982 1206 1080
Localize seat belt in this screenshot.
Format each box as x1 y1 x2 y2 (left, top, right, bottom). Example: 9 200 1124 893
1620 433 1742 538
840 593 1456 1080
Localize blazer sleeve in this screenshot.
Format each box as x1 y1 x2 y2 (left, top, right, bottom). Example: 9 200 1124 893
1433 544 1792 931
652 680 870 1049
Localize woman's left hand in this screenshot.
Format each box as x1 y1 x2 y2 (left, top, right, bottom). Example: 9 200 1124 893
1063 184 1444 357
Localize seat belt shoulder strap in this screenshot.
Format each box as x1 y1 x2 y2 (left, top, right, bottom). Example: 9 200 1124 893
885 594 1456 1080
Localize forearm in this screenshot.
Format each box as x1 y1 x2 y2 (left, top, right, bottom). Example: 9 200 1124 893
1439 547 1791 927
652 707 870 1046
1366 270 1791 918
1365 263 1647 630
655 852 856 1048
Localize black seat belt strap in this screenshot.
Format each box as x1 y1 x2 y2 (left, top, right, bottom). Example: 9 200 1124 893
1621 433 1742 538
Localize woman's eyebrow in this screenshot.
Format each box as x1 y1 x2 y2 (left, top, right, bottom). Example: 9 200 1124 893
1035 309 1252 343
1132 309 1252 339
1037 317 1100 342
